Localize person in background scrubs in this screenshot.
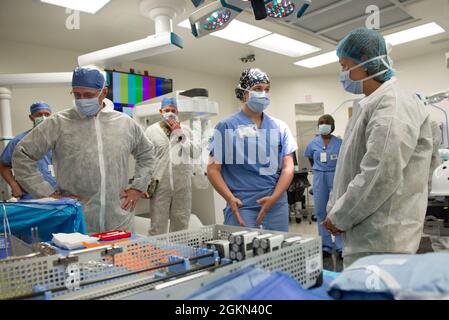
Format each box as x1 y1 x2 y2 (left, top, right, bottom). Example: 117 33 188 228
207 68 297 232
145 97 200 235
0 102 56 200
323 28 433 268
304 114 343 260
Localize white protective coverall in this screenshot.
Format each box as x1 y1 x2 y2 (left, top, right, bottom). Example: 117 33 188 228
145 122 200 235
327 78 434 267
12 99 155 233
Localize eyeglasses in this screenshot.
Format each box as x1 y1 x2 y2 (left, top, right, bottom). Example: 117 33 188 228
71 91 100 100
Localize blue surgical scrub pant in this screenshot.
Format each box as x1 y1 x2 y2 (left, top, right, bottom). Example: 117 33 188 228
313 170 343 253
224 191 289 232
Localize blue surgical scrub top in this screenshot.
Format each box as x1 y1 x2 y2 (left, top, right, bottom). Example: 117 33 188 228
304 135 342 172
0 130 57 200
209 111 297 229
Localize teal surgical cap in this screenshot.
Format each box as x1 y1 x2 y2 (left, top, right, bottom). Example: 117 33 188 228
336 27 394 82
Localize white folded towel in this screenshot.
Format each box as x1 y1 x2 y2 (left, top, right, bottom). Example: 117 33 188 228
52 233 99 250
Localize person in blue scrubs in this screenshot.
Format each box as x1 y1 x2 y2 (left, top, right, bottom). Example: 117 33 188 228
304 114 343 259
208 68 297 232
0 102 56 200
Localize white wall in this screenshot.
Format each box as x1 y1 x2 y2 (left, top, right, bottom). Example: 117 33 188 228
394 50 449 95
394 50 449 124
269 75 355 140
0 40 79 135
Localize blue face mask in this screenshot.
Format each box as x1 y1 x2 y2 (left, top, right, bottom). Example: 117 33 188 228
319 124 332 136
247 91 270 113
75 96 101 117
340 55 393 95
340 71 364 95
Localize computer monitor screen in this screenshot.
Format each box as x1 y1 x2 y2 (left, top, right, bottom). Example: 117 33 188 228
106 70 173 112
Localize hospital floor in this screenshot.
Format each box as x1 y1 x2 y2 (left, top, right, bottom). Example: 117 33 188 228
288 219 318 236
288 218 344 272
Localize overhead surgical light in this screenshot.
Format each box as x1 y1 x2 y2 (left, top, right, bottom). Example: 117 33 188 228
203 8 232 30
187 0 312 39
225 0 311 20
266 0 295 18
265 0 311 19
188 1 243 38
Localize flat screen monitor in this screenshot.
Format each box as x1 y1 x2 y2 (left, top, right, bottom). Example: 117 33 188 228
106 70 173 112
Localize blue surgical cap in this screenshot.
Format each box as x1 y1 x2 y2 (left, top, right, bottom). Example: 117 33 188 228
72 66 106 90
161 97 178 109
30 102 51 114
336 27 394 82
